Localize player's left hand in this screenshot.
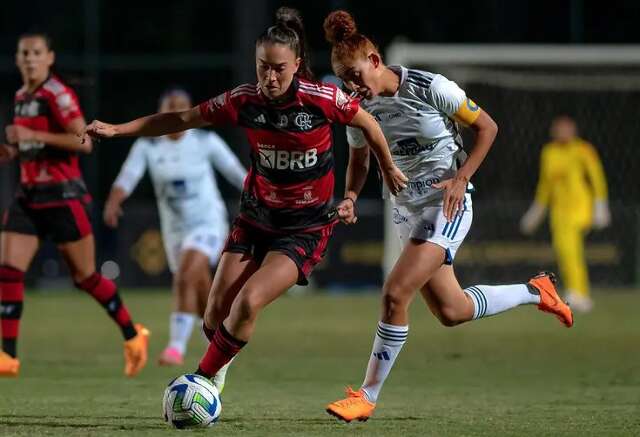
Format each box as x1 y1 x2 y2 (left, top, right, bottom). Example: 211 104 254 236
5 125 35 144
336 197 357 225
434 176 467 222
592 199 611 230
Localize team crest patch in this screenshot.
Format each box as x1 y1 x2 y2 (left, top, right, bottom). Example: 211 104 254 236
335 88 350 110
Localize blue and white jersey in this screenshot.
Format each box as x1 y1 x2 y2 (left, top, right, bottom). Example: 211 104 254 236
347 66 472 212
114 129 246 236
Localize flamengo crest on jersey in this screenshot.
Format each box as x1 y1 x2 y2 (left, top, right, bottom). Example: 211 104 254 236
13 75 88 205
347 66 472 212
199 78 359 232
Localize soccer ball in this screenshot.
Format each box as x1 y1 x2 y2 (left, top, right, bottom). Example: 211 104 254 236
162 374 222 428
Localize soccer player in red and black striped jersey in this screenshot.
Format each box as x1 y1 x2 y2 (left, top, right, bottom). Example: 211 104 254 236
0 32 149 377
84 7 406 389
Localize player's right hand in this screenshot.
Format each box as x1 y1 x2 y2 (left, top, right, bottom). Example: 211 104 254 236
0 144 17 164
336 197 357 225
382 165 408 196
103 202 123 228
83 120 117 143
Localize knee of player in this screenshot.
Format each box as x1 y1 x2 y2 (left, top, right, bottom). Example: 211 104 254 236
233 288 264 321
436 306 466 327
381 282 411 314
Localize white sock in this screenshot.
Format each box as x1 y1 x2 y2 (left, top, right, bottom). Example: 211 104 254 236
361 321 408 403
464 284 540 319
212 357 234 392
168 312 197 355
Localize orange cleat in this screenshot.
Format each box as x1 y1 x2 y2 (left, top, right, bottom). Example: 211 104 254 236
0 351 20 377
326 387 376 423
529 272 573 328
158 347 184 367
124 324 150 377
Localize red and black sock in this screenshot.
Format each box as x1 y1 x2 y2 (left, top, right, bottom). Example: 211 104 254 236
196 323 246 378
76 273 137 340
0 265 25 358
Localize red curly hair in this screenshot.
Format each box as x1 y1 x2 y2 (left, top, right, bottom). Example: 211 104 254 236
323 10 378 67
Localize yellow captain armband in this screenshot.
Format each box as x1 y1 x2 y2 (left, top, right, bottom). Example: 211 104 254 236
454 98 481 126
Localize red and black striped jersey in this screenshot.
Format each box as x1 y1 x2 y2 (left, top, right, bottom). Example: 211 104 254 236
13 75 89 206
199 78 359 232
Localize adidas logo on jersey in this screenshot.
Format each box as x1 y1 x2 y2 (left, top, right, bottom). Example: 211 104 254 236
253 114 267 124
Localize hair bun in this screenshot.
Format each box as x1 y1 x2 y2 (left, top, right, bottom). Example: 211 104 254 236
324 10 357 44
275 7 303 31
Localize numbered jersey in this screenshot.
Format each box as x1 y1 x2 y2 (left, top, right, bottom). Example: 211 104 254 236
13 75 88 205
199 78 359 232
347 66 473 212
113 129 246 236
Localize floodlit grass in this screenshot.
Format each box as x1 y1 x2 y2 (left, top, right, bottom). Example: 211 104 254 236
0 288 639 436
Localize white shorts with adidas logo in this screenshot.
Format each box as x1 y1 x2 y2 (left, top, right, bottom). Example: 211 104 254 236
392 193 473 265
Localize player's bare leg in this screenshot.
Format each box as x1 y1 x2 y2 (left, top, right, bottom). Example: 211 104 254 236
0 232 38 377
327 240 443 422
59 235 149 377
160 249 211 366
422 265 572 328
196 252 298 381
199 252 259 390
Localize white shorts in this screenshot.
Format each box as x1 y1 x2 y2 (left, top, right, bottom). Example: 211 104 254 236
163 228 226 273
392 193 472 264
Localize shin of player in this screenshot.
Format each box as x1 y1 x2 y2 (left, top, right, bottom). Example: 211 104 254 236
322 10 572 422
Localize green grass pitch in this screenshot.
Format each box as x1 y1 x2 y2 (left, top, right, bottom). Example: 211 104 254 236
0 288 639 436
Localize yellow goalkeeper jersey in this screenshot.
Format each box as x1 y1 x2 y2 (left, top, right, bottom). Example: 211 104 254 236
534 137 608 227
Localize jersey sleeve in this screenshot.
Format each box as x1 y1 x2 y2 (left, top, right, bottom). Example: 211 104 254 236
346 125 367 148
49 86 83 128
580 142 608 200
203 131 247 190
198 90 238 126
416 74 465 116
321 84 360 125
113 139 148 195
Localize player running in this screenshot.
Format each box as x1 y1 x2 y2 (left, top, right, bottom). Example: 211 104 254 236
520 115 610 313
84 7 407 392
0 32 148 378
322 10 573 422
104 87 247 367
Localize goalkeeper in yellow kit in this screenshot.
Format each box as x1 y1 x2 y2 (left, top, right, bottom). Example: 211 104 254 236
520 115 610 312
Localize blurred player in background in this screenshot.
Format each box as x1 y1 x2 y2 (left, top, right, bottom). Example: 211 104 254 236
104 87 247 367
520 115 610 312
84 7 406 394
322 10 574 422
0 32 148 377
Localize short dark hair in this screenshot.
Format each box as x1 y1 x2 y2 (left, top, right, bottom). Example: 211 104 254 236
18 31 53 50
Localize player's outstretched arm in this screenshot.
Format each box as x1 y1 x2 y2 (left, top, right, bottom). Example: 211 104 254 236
84 106 207 141
348 108 407 196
